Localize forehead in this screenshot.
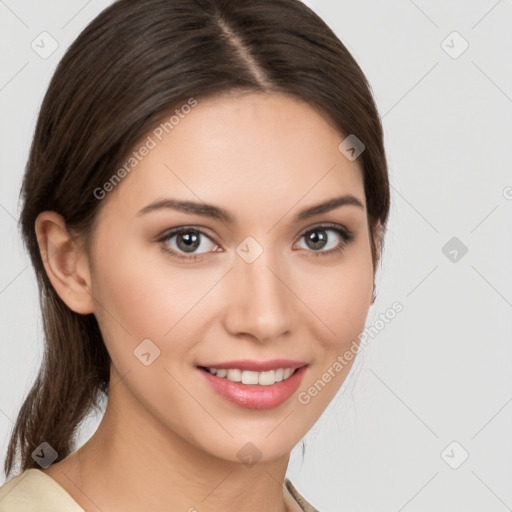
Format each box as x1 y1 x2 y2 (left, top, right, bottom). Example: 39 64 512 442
100 92 366 224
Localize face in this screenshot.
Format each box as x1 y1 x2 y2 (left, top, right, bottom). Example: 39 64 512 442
85 91 375 463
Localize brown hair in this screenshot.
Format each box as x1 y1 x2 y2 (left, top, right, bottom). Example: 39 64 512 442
5 0 390 478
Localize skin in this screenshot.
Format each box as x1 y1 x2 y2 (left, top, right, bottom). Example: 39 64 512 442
36 91 380 512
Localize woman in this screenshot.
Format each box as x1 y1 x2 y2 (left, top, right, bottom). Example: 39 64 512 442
0 0 389 510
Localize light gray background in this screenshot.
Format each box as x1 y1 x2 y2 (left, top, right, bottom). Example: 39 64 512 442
1 1 511 511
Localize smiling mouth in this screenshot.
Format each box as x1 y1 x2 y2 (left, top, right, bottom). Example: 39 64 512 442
197 366 299 386
196 364 308 410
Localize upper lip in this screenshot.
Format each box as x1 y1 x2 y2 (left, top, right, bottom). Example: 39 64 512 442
197 359 308 372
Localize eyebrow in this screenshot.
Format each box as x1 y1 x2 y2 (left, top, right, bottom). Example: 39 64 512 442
136 194 364 224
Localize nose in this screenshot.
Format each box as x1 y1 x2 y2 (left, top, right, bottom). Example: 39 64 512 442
222 249 294 343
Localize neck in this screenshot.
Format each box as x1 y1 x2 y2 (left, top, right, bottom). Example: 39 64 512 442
46 372 298 512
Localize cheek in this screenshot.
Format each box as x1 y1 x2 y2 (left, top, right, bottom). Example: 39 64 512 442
90 240 220 360
92 252 165 345
295 249 373 350
292 250 373 414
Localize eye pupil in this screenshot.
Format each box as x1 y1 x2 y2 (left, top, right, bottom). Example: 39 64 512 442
306 230 327 250
177 231 200 252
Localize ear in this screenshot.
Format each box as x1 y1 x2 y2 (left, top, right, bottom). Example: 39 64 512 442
370 220 385 305
370 219 385 272
35 211 95 315
373 220 385 257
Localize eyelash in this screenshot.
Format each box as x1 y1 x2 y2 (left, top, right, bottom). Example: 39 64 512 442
157 223 355 262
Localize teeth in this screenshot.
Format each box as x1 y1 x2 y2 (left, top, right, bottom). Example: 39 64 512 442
226 369 242 382
206 367 297 385
258 370 275 386
242 370 259 385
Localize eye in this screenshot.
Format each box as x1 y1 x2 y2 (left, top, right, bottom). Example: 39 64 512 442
157 223 354 262
158 227 220 261
294 224 354 256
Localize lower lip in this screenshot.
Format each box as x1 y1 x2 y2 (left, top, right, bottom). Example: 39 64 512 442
198 366 307 410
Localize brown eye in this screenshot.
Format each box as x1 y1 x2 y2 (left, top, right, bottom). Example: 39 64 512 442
159 227 219 259
295 225 354 255
304 229 329 250
175 230 201 253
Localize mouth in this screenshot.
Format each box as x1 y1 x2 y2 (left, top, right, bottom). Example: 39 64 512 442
196 361 308 410
198 366 300 385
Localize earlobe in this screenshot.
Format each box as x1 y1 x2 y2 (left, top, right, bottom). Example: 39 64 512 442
35 211 95 315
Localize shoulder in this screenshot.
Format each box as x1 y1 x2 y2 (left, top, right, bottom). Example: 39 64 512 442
285 478 322 512
0 469 84 512
0 470 318 512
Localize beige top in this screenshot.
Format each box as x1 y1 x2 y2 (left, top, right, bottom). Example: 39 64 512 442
0 469 319 512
